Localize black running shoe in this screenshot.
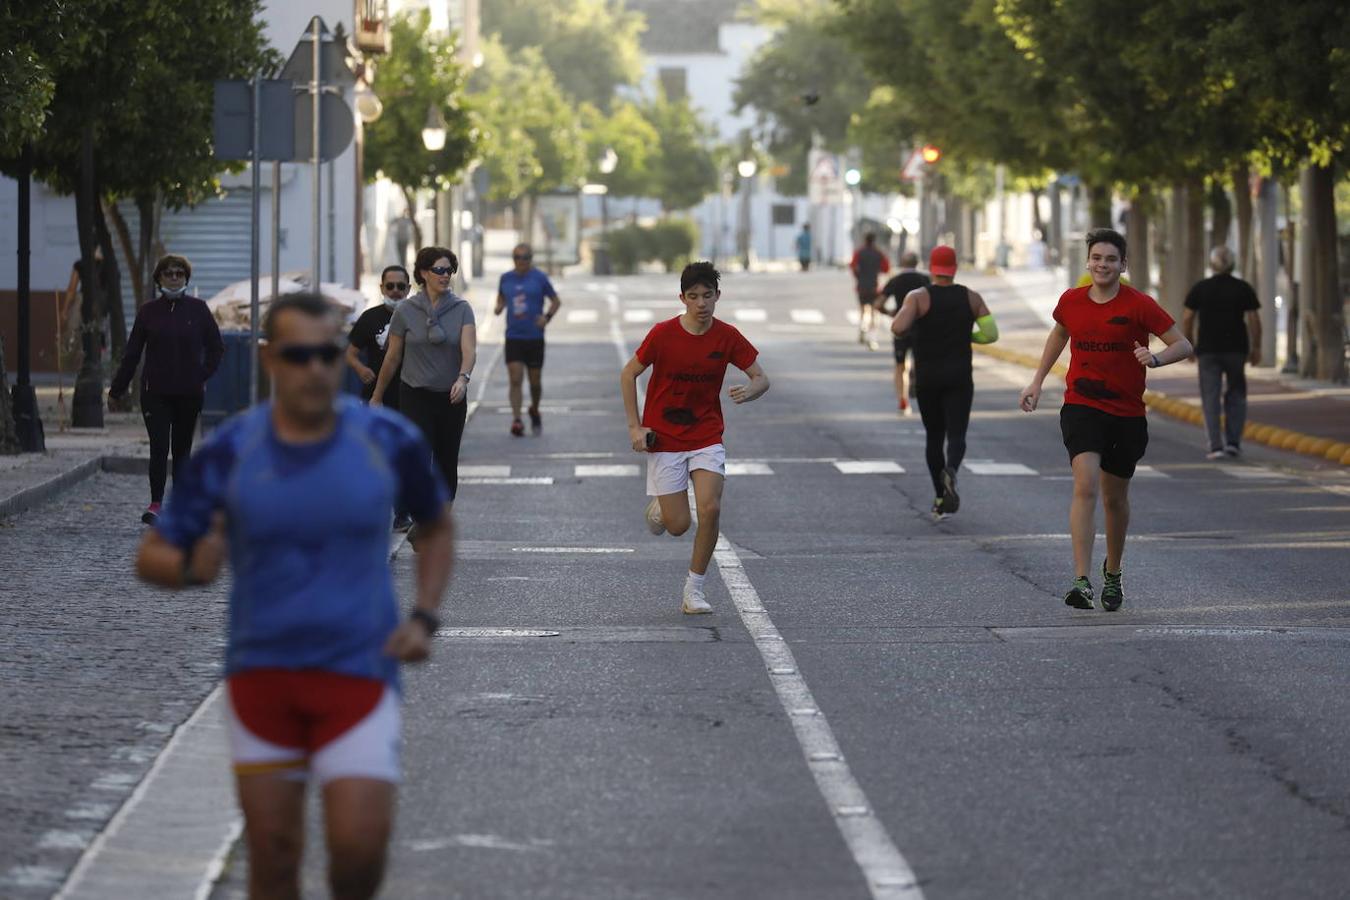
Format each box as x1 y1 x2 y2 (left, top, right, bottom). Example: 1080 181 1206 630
529 408 542 435
510 418 525 437
1064 577 1094 609
941 467 960 514
1101 561 1124 612
141 503 162 525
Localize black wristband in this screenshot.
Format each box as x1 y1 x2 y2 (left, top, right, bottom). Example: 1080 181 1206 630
410 608 440 636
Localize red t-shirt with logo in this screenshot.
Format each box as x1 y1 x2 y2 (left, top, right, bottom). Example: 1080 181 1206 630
1052 284 1175 417
636 317 759 451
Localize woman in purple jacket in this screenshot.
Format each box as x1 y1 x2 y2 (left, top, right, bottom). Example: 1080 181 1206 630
109 254 224 524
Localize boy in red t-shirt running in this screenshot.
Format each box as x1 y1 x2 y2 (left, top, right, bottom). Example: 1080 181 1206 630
1019 229 1192 611
620 262 771 614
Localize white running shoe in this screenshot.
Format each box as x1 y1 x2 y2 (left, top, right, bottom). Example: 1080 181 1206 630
644 497 666 535
682 582 712 614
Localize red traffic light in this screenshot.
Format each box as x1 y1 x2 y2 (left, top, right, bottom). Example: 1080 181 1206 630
920 144 942 164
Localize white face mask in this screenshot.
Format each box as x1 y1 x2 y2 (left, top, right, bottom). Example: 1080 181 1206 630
161 285 187 298
382 296 400 309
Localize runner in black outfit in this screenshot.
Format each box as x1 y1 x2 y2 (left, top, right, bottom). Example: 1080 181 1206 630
891 245 999 517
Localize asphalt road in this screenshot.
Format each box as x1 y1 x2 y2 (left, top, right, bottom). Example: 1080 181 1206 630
9 269 1350 899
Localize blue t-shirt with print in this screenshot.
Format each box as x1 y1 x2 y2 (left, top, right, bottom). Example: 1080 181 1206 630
153 397 449 688
498 268 556 341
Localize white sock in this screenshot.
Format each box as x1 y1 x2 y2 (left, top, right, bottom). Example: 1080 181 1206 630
686 571 706 590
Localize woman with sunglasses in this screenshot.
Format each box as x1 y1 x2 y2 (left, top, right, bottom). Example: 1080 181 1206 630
371 247 476 527
109 253 223 525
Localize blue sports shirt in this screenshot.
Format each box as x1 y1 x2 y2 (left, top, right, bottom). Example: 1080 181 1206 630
498 268 557 341
153 398 449 687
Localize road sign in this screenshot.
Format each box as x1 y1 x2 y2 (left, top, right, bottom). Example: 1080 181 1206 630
280 25 356 88
808 153 843 204
293 92 355 162
212 80 297 162
901 148 927 182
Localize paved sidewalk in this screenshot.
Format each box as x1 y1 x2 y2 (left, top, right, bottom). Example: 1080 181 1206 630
969 268 1350 467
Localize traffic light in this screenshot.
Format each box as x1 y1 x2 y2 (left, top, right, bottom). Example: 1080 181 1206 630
921 144 942 165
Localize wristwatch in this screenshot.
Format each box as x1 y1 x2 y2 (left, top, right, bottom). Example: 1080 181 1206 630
410 608 441 636
458 373 471 382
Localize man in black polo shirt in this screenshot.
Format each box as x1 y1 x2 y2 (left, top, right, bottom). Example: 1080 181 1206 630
879 251 930 414
1182 246 1262 460
347 265 408 408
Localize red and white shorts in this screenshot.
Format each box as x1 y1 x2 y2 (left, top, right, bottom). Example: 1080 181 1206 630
225 669 401 784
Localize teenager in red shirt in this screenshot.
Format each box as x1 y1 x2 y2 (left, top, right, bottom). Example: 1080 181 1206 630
1019 229 1192 611
620 262 771 614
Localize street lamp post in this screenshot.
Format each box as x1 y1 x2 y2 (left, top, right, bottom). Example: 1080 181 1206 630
422 104 447 245
737 158 758 271
595 147 618 275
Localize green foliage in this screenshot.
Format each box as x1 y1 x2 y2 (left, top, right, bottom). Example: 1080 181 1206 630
470 37 589 200
642 92 720 211
365 10 477 194
0 1 92 158
482 0 645 110
579 100 660 197
606 219 699 273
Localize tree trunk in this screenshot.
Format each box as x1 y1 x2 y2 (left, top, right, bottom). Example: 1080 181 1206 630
1208 179 1232 253
0 337 20 453
400 185 424 253
1160 182 1185 317
137 192 161 303
108 200 143 307
1183 178 1206 309
1088 182 1112 229
95 193 126 362
71 123 105 428
1233 165 1255 283
1125 188 1152 295
1047 179 1063 267
1298 164 1344 381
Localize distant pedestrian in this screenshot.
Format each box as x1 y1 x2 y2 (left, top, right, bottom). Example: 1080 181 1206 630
135 292 454 900
391 209 415 267
1019 228 1192 612
109 254 223 526
891 245 998 517
1183 246 1262 460
371 247 476 536
879 250 930 415
795 223 812 271
495 243 560 436
620 262 770 615
849 232 890 348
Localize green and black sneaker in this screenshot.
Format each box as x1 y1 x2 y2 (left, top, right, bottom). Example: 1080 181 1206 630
1064 576 1094 610
931 496 947 518
1101 562 1124 612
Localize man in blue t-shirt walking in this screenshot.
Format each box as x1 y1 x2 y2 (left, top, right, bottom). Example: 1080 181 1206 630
134 293 454 900
494 243 561 435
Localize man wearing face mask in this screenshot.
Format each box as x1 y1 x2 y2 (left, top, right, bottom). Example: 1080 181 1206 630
110 254 224 525
347 265 409 408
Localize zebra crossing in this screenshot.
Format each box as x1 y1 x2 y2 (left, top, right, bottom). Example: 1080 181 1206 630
553 303 864 331
448 458 1266 484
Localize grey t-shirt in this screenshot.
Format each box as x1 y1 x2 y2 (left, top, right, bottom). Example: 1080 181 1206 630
389 290 476 390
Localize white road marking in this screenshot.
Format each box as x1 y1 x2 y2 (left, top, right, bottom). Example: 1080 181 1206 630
623 308 654 323
790 309 826 324
575 464 641 477
1220 466 1295 480
963 462 1039 476
565 308 600 324
846 309 861 325
464 342 504 421
408 834 555 853
726 462 775 476
460 465 511 477
733 307 768 323
510 546 635 554
1133 465 1169 478
460 477 555 486
53 687 240 900
714 537 922 898
834 460 905 475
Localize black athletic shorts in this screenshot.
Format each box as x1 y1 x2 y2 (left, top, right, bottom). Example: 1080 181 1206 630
1060 403 1149 479
892 335 913 364
504 338 545 369
857 288 880 306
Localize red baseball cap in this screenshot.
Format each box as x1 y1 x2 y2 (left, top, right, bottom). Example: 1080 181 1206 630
930 245 958 277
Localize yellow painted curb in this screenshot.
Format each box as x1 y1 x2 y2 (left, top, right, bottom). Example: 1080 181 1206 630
972 345 1348 466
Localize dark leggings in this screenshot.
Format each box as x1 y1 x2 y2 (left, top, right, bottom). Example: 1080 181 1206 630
400 385 468 501
141 390 203 503
915 383 974 496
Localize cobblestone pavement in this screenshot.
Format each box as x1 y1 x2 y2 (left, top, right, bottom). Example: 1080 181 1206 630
0 472 228 898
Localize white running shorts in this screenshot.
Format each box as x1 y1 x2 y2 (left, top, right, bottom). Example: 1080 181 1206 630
646 443 726 496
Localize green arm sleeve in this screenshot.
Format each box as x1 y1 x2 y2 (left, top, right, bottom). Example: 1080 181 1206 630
971 313 999 344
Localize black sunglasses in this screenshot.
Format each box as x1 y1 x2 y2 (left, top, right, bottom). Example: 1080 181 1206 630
426 265 454 276
161 269 187 277
383 281 408 291
512 254 532 261
276 343 341 366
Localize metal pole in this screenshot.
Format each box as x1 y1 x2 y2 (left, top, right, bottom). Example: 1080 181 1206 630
249 75 262 405
310 16 322 289
327 159 336 282
1257 177 1278 366
13 143 45 451
271 161 281 307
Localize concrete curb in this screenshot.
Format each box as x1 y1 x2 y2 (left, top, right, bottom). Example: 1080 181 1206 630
974 344 1350 467
0 455 151 520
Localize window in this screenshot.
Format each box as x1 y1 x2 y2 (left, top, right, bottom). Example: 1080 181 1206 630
772 204 796 226
658 67 688 101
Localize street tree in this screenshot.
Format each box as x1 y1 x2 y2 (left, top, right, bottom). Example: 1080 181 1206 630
579 100 660 198
642 91 720 213
365 9 478 249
